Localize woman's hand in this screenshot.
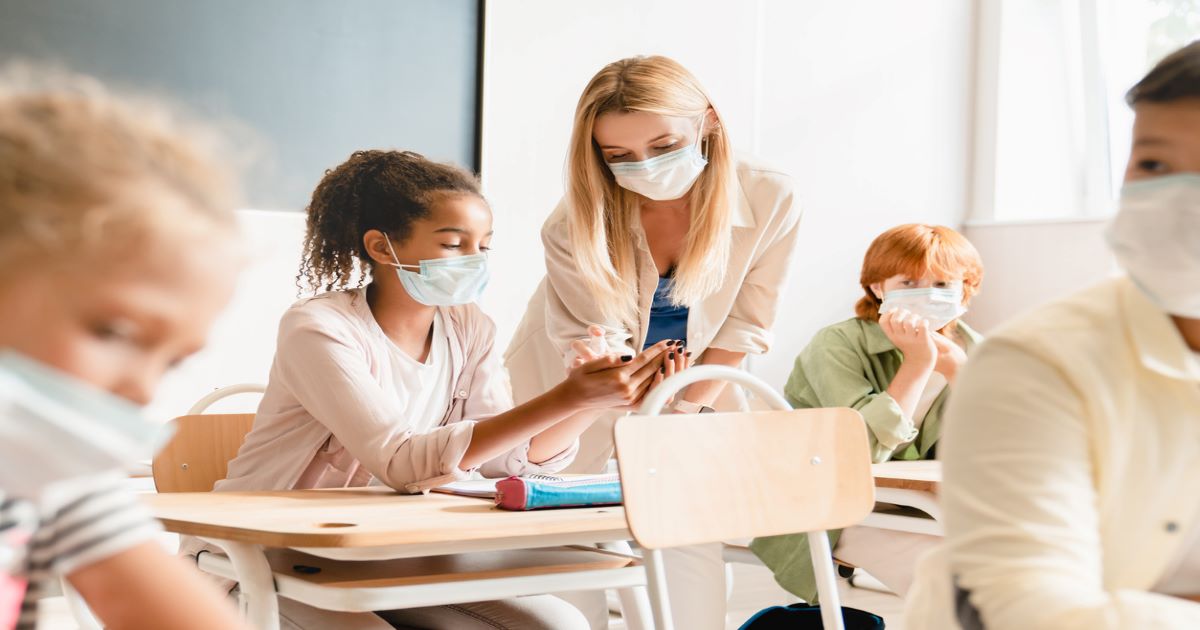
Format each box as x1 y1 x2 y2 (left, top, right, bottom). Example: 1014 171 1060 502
931 331 968 384
558 341 671 410
650 340 690 408
879 309 936 367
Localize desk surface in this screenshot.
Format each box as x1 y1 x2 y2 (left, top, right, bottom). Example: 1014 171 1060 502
145 464 939 548
144 487 628 549
871 460 940 493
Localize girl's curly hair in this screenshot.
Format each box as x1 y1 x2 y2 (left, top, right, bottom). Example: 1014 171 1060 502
297 149 483 294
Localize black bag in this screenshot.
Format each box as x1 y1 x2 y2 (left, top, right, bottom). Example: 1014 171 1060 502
738 603 886 629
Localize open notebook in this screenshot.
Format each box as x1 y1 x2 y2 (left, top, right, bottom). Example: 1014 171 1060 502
434 474 622 510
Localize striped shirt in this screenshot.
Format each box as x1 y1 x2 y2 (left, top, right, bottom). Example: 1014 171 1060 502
1 473 160 630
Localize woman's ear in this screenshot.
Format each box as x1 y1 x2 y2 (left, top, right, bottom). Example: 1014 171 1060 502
870 283 883 300
362 230 397 266
703 107 720 134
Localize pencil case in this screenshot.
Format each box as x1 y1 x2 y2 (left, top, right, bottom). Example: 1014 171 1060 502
494 474 622 511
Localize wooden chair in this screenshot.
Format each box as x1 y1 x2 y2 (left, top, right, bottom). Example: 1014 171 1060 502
149 386 651 629
615 365 876 630
153 413 256 493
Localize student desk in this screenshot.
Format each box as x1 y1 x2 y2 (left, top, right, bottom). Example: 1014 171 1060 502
863 460 942 536
144 487 651 630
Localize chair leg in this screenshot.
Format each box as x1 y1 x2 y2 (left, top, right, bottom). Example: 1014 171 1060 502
598 540 653 630
807 531 845 630
643 548 674 630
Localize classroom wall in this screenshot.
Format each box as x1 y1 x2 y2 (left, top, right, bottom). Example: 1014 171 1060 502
962 219 1119 332
149 1 979 419
480 0 976 390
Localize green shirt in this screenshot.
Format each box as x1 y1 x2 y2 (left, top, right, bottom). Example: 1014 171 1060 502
750 317 982 602
785 317 981 463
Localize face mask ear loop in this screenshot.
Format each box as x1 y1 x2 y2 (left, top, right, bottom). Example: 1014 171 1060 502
383 234 417 271
697 112 710 161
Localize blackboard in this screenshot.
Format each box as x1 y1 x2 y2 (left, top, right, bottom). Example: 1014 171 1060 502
0 0 482 210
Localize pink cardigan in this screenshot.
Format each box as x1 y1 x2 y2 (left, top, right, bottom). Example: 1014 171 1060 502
217 288 577 495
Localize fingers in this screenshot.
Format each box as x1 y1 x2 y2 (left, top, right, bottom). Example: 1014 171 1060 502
570 339 601 362
620 340 671 373
578 352 633 373
664 346 677 379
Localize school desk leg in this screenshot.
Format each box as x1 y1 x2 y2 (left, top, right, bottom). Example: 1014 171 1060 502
599 540 653 630
224 541 280 630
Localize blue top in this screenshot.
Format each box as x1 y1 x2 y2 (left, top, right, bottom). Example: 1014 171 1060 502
643 275 689 349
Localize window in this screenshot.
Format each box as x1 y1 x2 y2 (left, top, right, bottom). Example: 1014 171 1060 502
974 0 1200 223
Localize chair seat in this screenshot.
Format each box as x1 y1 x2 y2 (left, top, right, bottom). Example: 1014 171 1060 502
199 545 644 613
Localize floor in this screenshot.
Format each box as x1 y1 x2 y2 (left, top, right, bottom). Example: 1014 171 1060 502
35 561 906 629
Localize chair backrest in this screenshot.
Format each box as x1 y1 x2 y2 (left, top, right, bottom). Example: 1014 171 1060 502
614 408 875 550
152 414 255 493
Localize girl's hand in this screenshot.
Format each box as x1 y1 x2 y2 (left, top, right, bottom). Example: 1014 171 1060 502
879 309 936 367
568 325 613 368
931 331 968 383
559 341 671 409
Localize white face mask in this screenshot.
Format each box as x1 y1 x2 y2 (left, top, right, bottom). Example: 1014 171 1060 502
384 238 490 307
606 117 709 201
880 287 967 331
0 351 173 499
1107 174 1200 318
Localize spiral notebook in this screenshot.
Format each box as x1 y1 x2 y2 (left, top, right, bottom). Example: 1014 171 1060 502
433 474 622 510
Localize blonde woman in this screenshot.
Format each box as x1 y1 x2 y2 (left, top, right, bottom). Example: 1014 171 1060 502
505 55 802 630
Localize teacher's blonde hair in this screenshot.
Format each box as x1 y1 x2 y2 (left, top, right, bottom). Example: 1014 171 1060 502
566 55 735 324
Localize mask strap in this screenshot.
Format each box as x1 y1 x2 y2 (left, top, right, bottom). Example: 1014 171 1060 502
697 112 709 160
383 235 419 270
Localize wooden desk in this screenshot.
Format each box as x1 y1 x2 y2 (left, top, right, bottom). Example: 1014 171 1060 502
865 460 942 536
872 460 940 493
144 488 649 630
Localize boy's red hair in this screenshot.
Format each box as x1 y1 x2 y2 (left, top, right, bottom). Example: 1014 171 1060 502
856 224 984 321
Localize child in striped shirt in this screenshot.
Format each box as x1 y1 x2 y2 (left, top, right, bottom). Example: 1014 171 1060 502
0 66 250 630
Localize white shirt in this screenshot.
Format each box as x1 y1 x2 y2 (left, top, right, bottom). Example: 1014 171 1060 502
905 277 1200 629
390 309 453 435
1154 350 1200 596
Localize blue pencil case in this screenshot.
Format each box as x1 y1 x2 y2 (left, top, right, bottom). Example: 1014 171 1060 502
494 474 622 510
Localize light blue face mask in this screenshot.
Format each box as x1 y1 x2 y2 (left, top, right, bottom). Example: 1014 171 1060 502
0 351 173 499
880 286 966 331
606 116 709 201
384 238 490 306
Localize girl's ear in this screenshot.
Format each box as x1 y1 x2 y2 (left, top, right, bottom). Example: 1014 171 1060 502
362 230 397 266
870 283 883 300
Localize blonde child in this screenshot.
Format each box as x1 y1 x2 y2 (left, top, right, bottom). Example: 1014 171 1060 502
0 67 249 629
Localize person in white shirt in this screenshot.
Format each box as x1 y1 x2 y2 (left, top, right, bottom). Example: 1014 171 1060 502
905 40 1200 629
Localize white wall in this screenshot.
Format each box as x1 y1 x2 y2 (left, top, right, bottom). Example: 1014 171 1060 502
481 0 976 389
147 210 306 420
963 219 1118 332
